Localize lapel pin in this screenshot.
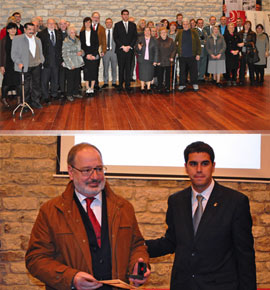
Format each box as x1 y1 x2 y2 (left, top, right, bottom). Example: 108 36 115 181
213 202 218 207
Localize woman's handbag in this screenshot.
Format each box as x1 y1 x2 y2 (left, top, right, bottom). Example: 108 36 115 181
247 44 260 64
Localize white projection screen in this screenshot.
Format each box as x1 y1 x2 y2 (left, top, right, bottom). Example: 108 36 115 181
56 132 270 181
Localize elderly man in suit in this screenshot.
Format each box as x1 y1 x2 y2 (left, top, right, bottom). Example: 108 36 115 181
26 143 150 290
113 9 137 92
196 18 208 82
37 18 62 104
91 12 106 91
11 22 44 108
146 141 257 290
102 18 118 88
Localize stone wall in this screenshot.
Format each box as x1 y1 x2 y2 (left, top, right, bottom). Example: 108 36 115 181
0 136 270 289
0 0 225 30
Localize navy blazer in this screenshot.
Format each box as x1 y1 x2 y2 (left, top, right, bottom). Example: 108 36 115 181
146 181 256 290
113 21 137 53
37 28 62 67
79 29 99 57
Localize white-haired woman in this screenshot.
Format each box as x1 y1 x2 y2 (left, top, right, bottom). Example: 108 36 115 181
206 25 226 87
62 25 84 101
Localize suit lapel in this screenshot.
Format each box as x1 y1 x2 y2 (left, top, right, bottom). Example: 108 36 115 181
181 188 194 241
194 182 221 241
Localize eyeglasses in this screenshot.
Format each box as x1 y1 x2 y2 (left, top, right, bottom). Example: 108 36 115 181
71 165 107 177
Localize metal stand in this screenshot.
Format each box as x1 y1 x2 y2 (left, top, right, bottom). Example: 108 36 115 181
13 68 34 119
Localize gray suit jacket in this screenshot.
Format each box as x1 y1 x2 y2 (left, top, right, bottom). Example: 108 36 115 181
11 34 44 72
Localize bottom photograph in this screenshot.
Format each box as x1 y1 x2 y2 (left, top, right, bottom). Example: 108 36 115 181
0 132 270 290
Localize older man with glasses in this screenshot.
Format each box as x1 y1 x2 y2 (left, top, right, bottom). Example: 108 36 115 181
26 143 150 290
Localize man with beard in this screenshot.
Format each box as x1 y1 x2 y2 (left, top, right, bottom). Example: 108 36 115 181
26 143 150 290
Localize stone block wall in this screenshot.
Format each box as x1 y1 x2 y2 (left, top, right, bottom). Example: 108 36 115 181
0 0 225 30
0 136 270 289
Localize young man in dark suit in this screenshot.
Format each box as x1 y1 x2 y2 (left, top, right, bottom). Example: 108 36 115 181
146 141 256 290
113 9 137 91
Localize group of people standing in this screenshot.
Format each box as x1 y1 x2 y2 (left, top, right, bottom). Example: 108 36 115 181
0 10 269 109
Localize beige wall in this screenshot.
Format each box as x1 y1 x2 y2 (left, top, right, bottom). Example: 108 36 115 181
0 136 270 289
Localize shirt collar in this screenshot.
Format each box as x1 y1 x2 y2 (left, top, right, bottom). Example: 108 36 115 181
75 189 102 204
192 179 215 202
26 34 35 41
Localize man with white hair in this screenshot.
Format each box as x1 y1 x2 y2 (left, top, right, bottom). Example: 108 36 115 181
175 18 201 92
91 12 106 91
37 18 62 104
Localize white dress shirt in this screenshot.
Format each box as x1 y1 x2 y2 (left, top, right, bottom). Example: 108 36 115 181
85 30 91 46
191 179 215 217
123 21 128 33
26 35 36 57
75 190 102 225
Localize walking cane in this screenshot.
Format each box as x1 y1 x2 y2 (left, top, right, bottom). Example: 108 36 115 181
172 55 177 91
13 66 34 119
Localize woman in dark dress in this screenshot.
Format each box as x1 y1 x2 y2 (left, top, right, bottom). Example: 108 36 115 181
135 27 158 93
80 17 99 95
0 22 20 108
224 22 241 86
238 20 256 85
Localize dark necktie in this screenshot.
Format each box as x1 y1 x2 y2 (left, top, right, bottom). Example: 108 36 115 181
93 24 96 31
50 31 55 46
86 197 101 247
193 194 204 235
107 29 111 50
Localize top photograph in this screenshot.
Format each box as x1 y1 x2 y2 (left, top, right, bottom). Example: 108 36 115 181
0 1 269 131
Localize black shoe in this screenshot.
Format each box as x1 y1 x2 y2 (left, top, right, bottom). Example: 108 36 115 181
216 82 223 88
227 81 232 87
250 81 255 86
147 89 152 94
130 79 136 82
239 81 244 86
94 85 101 91
23 106 30 112
31 101 43 109
1 98 10 108
198 79 205 83
165 89 171 93
112 83 118 88
126 87 132 92
140 89 146 94
117 86 123 92
43 98 51 105
102 84 108 88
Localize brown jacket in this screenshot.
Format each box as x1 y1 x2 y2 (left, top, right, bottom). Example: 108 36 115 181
97 24 106 54
25 181 148 290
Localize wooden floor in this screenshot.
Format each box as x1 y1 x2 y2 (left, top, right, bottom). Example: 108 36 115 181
0 77 269 131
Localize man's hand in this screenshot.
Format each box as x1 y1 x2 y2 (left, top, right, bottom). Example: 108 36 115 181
129 258 150 287
196 55 200 61
0 66 5 75
18 63 24 70
122 46 131 53
73 272 103 290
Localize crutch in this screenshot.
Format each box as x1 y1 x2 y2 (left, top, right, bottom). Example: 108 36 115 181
13 67 34 119
172 55 178 91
